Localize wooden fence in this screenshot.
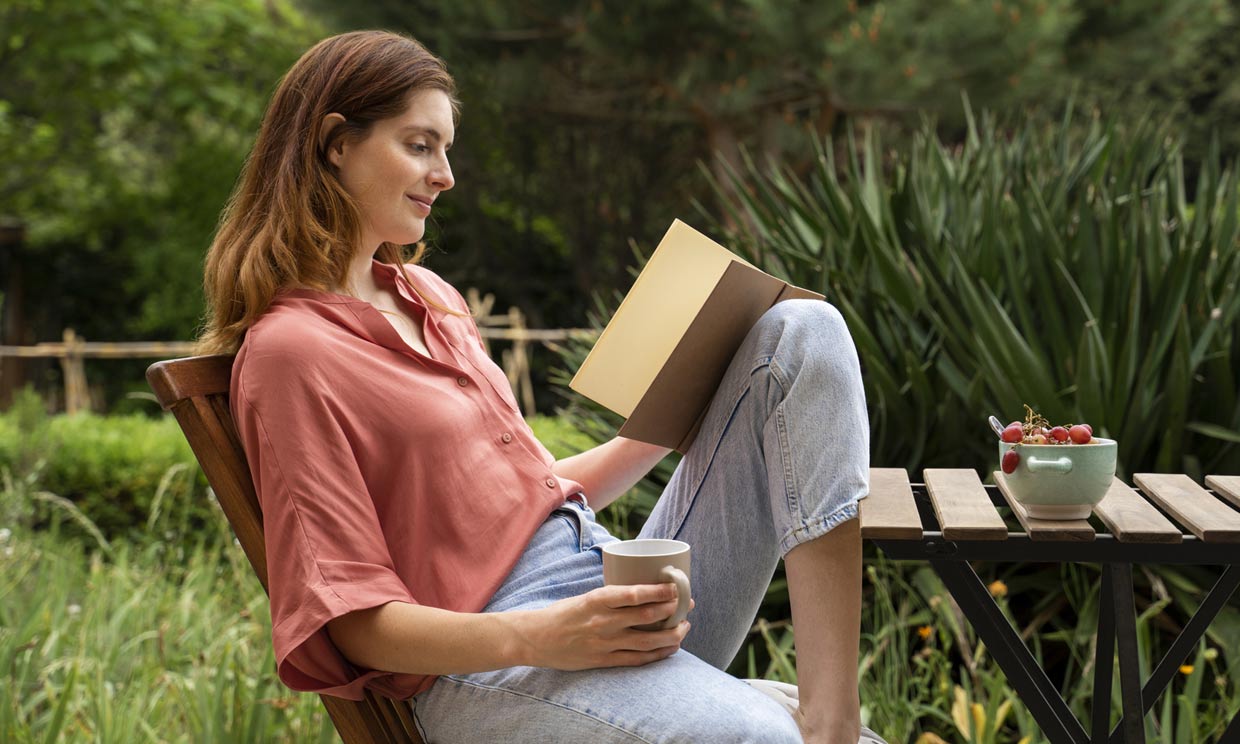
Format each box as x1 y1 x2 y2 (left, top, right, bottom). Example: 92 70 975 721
0 289 594 415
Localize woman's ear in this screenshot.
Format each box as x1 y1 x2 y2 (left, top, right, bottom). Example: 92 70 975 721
320 112 348 168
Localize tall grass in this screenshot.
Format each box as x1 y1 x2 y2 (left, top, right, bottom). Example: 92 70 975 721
0 503 336 742
0 413 609 742
2 464 1238 740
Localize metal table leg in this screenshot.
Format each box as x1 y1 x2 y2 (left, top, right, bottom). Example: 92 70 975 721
1219 710 1240 744
1110 563 1145 744
1106 565 1240 743
930 558 1088 744
1091 566 1116 742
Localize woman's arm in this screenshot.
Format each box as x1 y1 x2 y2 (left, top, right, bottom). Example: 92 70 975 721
326 583 692 676
552 436 672 512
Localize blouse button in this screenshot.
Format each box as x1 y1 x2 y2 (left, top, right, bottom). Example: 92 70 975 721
545 477 557 488
457 376 469 387
501 432 513 444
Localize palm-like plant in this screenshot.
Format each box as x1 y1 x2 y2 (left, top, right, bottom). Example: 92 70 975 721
694 102 1240 479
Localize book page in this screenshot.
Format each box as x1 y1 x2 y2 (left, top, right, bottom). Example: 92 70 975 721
570 220 740 416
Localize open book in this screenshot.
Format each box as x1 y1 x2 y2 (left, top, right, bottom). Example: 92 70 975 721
569 219 824 453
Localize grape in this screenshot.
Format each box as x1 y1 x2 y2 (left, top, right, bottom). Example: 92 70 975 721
1049 426 1069 443
1001 424 1023 443
1069 424 1092 444
1002 449 1020 474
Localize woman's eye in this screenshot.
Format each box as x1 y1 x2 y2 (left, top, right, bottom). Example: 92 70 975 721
409 143 430 154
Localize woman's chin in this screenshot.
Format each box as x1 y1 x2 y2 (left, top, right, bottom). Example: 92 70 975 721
382 228 426 247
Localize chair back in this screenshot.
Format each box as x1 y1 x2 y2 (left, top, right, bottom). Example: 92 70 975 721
146 355 423 744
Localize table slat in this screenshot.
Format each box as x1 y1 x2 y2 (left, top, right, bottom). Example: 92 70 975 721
993 472 1095 541
1205 475 1240 511
1134 473 1240 543
924 469 1008 540
860 468 923 540
1093 477 1182 544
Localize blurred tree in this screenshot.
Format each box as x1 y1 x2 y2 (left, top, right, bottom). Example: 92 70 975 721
1072 0 1240 166
306 0 1231 327
3 0 1233 411
0 0 318 349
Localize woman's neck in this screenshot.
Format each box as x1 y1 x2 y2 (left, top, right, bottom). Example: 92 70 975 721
342 250 382 302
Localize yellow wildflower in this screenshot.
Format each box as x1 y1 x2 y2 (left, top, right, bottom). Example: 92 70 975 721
951 686 969 736
1180 664 1194 675
971 702 985 738
917 625 933 640
988 580 1009 597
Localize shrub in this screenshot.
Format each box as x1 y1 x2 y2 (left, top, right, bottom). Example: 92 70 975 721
0 395 211 545
0 402 603 547
525 413 596 460
699 104 1240 479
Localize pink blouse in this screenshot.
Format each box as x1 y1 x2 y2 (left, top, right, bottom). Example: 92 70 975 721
230 259 585 700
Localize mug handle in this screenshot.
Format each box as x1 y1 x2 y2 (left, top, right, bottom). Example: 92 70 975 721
1025 456 1073 473
659 565 692 629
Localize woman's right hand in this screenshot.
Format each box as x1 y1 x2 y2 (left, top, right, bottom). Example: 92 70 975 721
506 582 694 671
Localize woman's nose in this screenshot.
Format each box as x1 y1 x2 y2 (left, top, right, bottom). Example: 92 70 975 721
431 158 454 191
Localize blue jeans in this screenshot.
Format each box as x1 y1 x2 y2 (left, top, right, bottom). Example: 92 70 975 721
411 300 870 743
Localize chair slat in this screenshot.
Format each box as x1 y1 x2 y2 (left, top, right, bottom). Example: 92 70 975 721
324 694 415 744
366 691 419 744
993 472 1095 541
1134 474 1240 543
860 468 923 540
147 357 423 744
924 469 1008 540
1093 477 1182 544
1205 475 1240 511
173 395 270 589
147 355 233 407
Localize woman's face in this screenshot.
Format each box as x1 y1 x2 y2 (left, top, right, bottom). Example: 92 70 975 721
328 89 456 250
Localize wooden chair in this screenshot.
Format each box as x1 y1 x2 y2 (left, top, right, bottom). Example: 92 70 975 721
146 355 424 744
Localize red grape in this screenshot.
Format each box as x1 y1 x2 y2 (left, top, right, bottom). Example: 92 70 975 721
1069 424 1092 444
1049 426 1069 443
1001 424 1024 443
1002 450 1020 474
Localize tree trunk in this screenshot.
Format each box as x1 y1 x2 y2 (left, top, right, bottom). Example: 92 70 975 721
0 222 27 409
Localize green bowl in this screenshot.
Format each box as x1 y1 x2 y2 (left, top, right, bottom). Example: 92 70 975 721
998 437 1117 519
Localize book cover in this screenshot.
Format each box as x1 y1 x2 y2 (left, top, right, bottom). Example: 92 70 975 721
570 219 823 453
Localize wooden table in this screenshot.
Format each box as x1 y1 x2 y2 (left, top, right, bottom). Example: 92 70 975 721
859 468 1240 744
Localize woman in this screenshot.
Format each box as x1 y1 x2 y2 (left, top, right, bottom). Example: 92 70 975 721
198 30 879 744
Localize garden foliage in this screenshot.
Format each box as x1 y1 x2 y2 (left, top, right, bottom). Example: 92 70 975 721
706 104 1240 480
550 105 1240 742
0 392 591 547
0 389 206 545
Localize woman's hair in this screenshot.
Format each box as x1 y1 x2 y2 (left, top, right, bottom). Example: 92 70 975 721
196 30 466 356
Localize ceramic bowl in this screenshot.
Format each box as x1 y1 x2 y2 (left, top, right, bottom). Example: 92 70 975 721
999 437 1117 519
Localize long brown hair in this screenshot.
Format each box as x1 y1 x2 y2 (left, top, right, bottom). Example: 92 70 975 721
196 31 466 356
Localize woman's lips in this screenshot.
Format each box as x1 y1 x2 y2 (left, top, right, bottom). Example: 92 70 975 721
407 195 432 214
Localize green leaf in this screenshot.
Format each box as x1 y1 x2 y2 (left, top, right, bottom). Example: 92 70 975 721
1185 422 1240 445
